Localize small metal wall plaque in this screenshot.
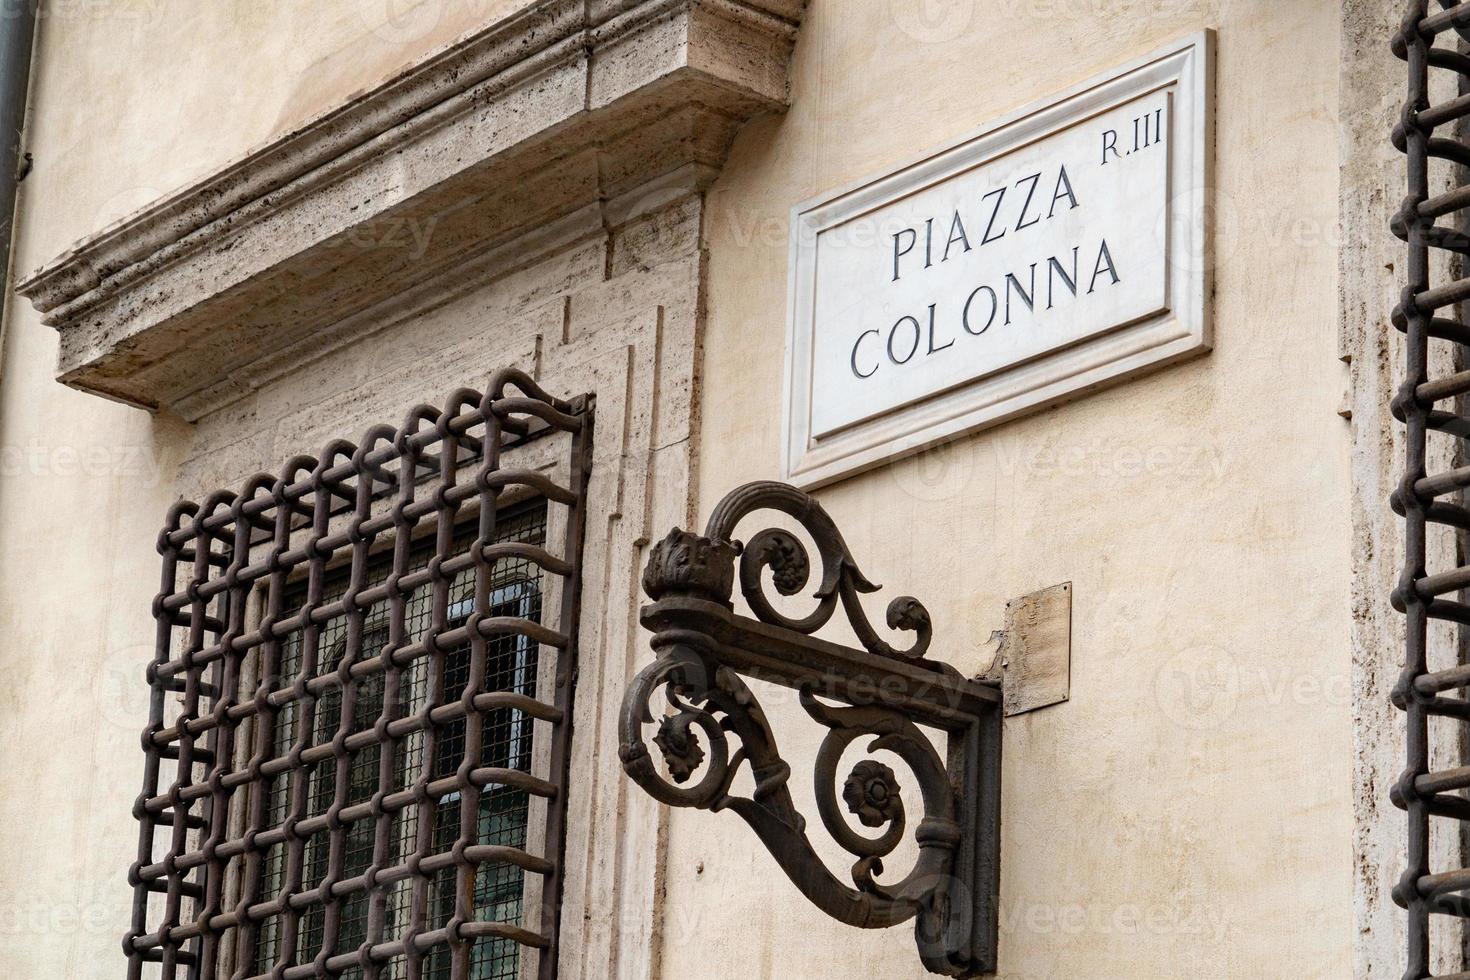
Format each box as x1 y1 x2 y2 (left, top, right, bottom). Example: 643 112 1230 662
992 582 1072 716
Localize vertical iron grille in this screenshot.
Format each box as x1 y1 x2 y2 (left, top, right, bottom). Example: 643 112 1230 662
125 370 591 980
1395 4 1470 978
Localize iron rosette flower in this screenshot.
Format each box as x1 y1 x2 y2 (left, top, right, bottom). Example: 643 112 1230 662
843 759 903 828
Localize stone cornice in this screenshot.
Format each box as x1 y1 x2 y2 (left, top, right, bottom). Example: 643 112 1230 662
17 0 806 416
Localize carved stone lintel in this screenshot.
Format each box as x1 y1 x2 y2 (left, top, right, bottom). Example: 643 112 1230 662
16 0 809 417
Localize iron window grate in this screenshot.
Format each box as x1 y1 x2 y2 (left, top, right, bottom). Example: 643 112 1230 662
251 514 545 980
1395 3 1470 976
125 370 591 980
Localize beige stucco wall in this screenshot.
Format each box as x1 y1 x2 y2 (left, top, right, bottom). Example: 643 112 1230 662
683 0 1352 977
22 0 536 254
0 1 1355 979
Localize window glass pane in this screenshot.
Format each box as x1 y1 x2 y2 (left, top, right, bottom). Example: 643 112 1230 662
256 509 547 980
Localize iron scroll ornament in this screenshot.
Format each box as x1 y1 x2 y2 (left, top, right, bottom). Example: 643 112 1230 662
619 482 1002 976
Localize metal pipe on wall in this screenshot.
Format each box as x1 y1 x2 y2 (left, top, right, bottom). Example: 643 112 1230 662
0 0 38 381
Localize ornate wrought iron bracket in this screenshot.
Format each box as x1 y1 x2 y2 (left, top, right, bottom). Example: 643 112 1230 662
619 481 1002 977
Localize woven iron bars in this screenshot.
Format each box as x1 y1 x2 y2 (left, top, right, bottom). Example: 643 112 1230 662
1393 4 1470 978
619 482 1002 977
127 369 590 980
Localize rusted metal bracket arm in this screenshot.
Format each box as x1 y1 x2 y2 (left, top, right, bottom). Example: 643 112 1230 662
618 481 1002 977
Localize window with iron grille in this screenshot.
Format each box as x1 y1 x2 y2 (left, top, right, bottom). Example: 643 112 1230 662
125 371 591 980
